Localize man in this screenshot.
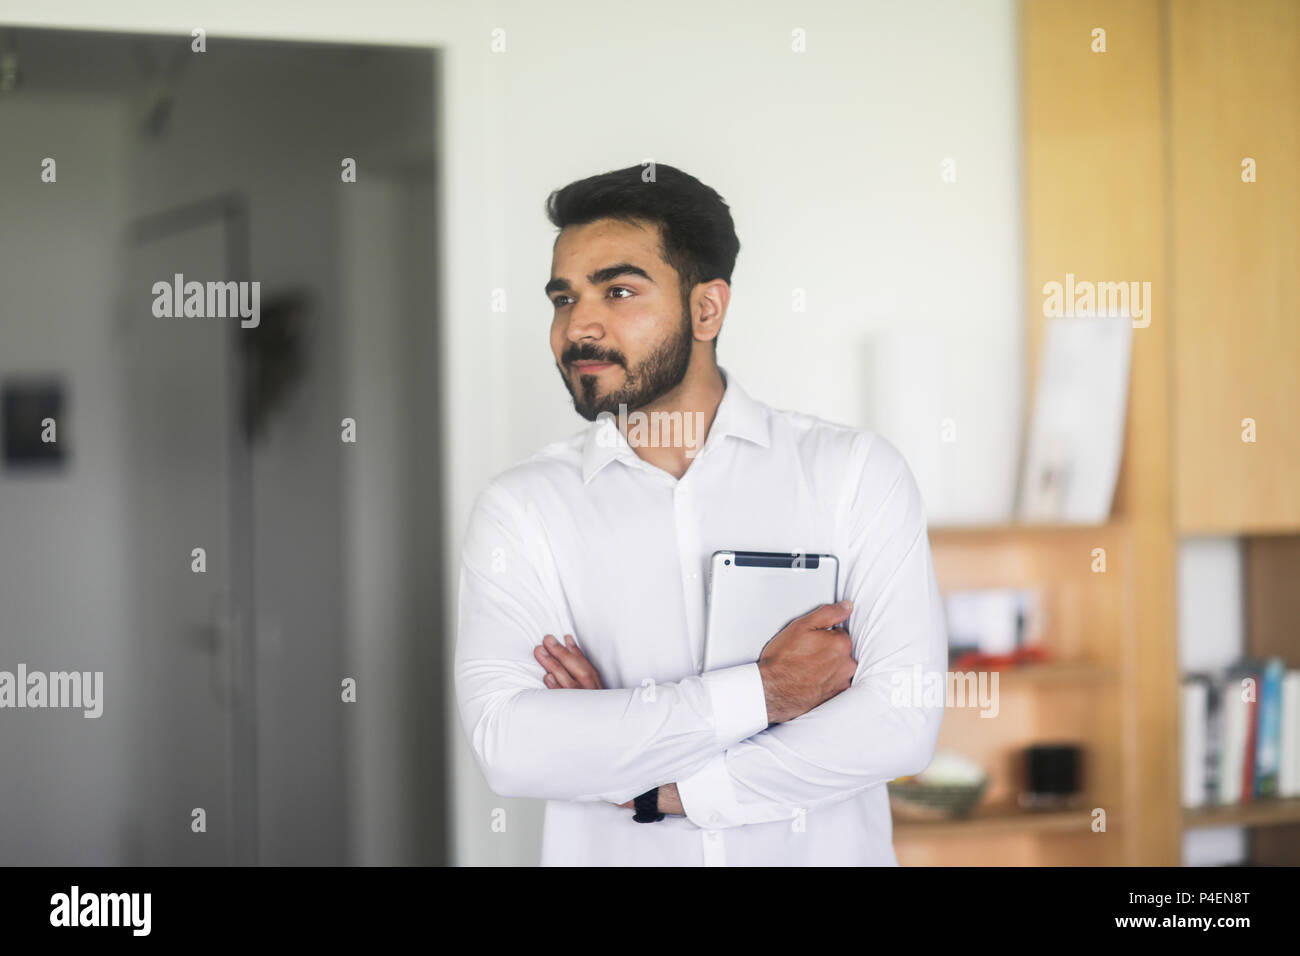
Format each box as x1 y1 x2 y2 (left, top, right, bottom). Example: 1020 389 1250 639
454 163 947 865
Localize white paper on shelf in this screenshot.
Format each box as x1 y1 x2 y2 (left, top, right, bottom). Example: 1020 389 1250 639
1017 316 1132 523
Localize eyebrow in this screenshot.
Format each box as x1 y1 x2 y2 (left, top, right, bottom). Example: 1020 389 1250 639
545 263 655 297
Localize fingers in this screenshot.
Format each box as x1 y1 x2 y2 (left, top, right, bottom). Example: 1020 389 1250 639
801 599 854 631
535 638 579 689
564 634 603 688
545 634 600 689
534 634 602 690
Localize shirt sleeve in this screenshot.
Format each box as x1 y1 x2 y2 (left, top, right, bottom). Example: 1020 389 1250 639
454 479 771 805
676 434 948 828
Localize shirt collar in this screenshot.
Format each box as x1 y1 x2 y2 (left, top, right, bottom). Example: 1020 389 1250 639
580 365 770 484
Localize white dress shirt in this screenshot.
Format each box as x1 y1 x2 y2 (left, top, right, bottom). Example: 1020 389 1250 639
454 367 947 865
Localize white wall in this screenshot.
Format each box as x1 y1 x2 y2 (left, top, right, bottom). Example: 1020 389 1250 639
3 0 1025 865
459 0 1026 864
0 93 134 863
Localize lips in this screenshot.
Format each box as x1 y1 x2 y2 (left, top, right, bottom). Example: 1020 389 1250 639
571 361 616 373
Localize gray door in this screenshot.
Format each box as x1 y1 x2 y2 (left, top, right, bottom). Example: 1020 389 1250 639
115 209 254 864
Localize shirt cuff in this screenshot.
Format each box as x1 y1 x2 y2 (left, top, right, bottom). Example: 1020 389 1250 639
699 661 769 746
677 751 742 828
677 748 802 829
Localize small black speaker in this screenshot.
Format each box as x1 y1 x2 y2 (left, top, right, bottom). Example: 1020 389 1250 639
1019 744 1083 809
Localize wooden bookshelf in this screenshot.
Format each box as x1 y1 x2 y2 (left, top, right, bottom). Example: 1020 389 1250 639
897 517 1139 865
896 0 1178 867
1165 0 1300 866
1237 537 1300 863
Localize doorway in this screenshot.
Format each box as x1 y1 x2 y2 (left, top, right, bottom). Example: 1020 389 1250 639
0 27 446 865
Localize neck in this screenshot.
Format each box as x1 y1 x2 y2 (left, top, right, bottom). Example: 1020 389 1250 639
621 356 724 480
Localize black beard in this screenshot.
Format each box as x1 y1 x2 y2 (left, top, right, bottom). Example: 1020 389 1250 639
558 303 694 422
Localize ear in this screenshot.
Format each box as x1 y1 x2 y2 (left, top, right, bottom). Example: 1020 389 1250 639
692 279 729 345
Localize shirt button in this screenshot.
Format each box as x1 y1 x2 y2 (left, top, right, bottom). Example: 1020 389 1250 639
708 813 721 826
707 830 720 841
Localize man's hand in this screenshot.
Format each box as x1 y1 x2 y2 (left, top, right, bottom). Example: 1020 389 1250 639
534 633 603 689
758 600 857 724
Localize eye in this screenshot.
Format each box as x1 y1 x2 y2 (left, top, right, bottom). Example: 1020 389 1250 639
551 295 572 308
609 286 634 299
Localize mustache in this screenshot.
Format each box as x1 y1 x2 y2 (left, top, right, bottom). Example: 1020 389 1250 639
562 346 624 366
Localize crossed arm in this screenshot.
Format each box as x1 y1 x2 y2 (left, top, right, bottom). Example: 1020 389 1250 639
534 632 686 814
533 633 671 811
454 438 947 827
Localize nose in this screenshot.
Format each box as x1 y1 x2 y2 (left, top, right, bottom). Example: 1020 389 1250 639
565 296 605 344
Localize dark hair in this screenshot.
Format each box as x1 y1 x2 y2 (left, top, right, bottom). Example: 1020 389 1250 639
544 163 740 347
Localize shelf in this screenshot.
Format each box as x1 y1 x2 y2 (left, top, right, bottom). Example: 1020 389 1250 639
928 521 1123 537
893 802 1099 838
989 662 1117 684
1183 798 1300 830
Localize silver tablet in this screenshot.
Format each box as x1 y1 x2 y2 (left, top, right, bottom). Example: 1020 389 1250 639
703 550 839 672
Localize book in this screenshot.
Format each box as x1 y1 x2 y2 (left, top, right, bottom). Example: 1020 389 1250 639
1184 661 1300 809
1220 672 1249 805
1255 658 1284 798
1241 679 1258 803
1281 671 1300 799
1205 675 1225 805
1181 678 1209 808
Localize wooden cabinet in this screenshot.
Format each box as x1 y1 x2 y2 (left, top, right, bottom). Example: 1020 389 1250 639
895 0 1293 865
894 0 1296 866
1168 0 1300 533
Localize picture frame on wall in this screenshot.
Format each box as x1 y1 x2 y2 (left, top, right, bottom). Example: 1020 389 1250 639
2 377 67 469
